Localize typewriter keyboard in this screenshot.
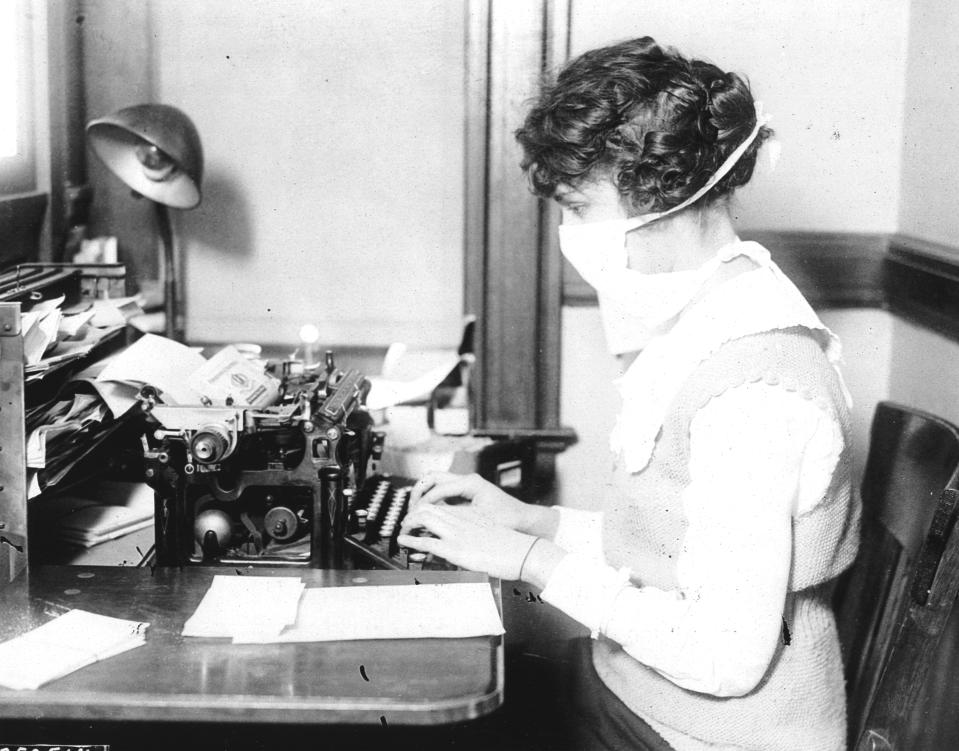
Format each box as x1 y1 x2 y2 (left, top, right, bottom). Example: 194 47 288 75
347 474 454 570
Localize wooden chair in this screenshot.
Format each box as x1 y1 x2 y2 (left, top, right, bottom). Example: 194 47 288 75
834 401 959 750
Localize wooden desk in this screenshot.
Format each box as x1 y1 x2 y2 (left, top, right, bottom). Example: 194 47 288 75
0 566 503 727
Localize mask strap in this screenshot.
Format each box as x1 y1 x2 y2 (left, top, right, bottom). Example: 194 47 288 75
628 101 772 230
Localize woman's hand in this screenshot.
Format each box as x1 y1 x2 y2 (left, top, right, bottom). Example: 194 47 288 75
397 504 540 581
402 472 557 537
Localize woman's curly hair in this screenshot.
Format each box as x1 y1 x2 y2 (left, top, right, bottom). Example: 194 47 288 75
515 37 773 214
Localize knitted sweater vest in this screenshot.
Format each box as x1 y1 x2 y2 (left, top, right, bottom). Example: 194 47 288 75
595 328 860 751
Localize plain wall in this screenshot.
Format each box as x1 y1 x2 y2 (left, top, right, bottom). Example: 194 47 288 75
84 0 157 284
568 0 910 234
888 318 959 426
145 0 466 348
899 0 959 246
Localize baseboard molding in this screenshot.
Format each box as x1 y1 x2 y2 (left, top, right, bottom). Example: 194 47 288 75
562 230 959 342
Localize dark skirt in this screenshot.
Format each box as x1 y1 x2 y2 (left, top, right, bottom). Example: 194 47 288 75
565 637 677 751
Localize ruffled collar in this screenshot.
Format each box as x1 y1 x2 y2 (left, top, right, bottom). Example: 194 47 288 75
610 240 848 473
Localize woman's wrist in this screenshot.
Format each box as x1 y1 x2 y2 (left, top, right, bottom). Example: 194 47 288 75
519 537 566 590
516 504 560 540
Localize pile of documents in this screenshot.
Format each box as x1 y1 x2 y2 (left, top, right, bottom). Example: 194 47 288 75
22 293 141 384
25 334 281 500
40 481 155 549
183 575 505 644
22 294 145 498
0 609 149 690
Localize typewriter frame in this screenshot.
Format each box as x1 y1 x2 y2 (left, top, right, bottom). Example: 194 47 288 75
144 365 379 569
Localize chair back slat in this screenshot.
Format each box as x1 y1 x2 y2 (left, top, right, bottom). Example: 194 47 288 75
835 524 904 735
838 402 959 750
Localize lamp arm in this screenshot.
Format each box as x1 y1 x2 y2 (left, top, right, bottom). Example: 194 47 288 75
154 202 181 341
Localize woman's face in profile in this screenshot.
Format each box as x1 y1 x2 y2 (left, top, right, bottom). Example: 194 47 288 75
553 177 626 225
553 177 677 275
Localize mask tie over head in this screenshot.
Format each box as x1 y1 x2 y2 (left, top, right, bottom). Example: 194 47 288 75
635 100 773 228
558 102 774 355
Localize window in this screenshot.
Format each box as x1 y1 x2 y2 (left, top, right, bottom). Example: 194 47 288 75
0 0 35 194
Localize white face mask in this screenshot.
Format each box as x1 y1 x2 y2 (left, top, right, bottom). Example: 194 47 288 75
561 220 725 353
559 104 771 355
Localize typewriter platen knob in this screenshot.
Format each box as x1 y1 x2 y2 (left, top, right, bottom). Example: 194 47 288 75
191 423 234 464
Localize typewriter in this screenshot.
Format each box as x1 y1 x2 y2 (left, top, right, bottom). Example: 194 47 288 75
143 353 379 568
142 351 536 571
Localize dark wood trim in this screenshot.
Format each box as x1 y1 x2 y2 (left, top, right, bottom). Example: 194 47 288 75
0 193 48 267
534 0 570 432
743 231 888 308
886 234 959 342
482 2 547 431
464 0 491 431
463 0 574 448
46 0 89 262
565 230 889 308
563 229 959 345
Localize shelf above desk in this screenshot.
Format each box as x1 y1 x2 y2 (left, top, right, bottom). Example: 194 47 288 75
0 566 503 726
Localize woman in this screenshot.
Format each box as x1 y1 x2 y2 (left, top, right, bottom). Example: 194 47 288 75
399 36 859 751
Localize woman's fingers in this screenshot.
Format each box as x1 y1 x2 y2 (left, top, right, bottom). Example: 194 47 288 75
410 473 479 508
417 478 475 507
396 531 443 555
410 471 461 505
402 504 454 537
400 503 486 538
398 506 493 571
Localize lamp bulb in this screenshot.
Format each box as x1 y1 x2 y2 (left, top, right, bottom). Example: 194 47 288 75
299 324 320 345
135 143 177 182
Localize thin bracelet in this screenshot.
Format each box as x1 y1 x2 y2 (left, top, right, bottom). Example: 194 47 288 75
518 536 542 582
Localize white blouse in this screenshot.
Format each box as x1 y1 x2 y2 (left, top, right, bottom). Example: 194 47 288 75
543 371 845 698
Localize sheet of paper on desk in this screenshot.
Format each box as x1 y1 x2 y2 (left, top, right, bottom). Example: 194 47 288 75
235 583 505 644
182 575 306 641
0 609 149 690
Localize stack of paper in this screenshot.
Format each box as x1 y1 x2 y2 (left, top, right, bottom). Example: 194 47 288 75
182 575 305 642
0 609 149 690
54 482 155 548
26 392 109 469
182 577 505 645
32 481 154 549
21 293 133 382
56 506 153 548
252 582 505 643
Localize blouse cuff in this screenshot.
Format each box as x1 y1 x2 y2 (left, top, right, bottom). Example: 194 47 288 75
551 507 604 558
540 552 631 635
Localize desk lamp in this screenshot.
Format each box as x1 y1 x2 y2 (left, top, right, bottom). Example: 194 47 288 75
86 104 203 341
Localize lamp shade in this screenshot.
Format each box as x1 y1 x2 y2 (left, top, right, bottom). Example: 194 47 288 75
86 104 203 209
